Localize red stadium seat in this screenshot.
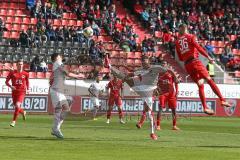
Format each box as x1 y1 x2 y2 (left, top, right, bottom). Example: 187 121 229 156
10 31 20 39
76 20 83 27
0 2 8 9
154 31 163 38
229 35 237 41
14 17 22 24
235 71 240 78
7 9 16 16
0 15 6 21
5 23 12 30
19 3 26 9
127 52 135 59
45 72 52 78
23 17 30 24
30 18 37 25
6 16 13 23
21 24 28 31
217 41 224 48
110 51 119 58
9 3 18 9
12 24 21 31
0 9 7 16
126 59 135 66
16 10 24 16
62 12 70 19
53 19 61 26
134 52 142 59
69 13 77 19
135 59 142 67
232 49 239 55
70 65 79 72
68 20 76 26
36 72 45 78
28 72 36 78
2 31 10 38
61 19 68 26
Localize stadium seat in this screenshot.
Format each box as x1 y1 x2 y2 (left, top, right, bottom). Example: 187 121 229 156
45 72 52 78
12 24 21 31
69 13 77 19
16 10 24 16
30 18 37 25
2 31 10 38
76 20 83 27
126 59 135 66
127 52 135 59
6 16 14 23
68 20 76 26
10 31 20 39
0 2 8 9
21 24 28 31
22 17 30 24
53 19 61 26
28 72 36 78
235 71 240 78
7 9 15 16
232 49 240 55
229 35 237 41
110 51 119 58
62 12 70 19
217 41 224 48
36 72 45 78
5 24 12 31
61 19 68 26
154 31 163 38
0 9 7 16
135 59 142 67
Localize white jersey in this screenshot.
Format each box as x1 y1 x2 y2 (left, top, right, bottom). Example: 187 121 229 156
132 65 166 97
50 61 66 90
89 82 105 98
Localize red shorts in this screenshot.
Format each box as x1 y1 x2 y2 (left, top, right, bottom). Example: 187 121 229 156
108 95 122 106
158 93 177 109
12 91 26 105
185 59 209 83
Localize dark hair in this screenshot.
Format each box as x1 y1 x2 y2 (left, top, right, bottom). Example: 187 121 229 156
179 23 187 28
51 53 62 62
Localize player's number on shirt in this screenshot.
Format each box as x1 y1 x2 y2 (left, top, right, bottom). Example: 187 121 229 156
179 38 189 51
16 80 23 85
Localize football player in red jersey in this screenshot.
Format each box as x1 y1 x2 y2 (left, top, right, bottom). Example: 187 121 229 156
175 24 231 115
5 59 29 127
106 74 125 124
155 61 179 131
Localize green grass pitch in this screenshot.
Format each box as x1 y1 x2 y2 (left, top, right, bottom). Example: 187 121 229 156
0 114 240 160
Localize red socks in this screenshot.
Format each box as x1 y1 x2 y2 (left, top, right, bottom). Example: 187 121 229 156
13 106 24 121
207 79 224 101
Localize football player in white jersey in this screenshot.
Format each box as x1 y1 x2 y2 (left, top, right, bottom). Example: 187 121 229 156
88 74 105 120
104 55 177 140
49 53 84 139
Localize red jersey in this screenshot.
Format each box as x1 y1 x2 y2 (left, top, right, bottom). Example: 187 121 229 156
157 71 176 94
5 70 29 92
175 33 209 62
107 79 123 96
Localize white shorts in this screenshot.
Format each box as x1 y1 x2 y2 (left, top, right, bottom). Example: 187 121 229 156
142 97 153 110
50 88 72 109
90 97 100 107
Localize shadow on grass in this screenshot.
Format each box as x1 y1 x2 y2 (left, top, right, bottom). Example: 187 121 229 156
196 145 240 149
0 135 170 143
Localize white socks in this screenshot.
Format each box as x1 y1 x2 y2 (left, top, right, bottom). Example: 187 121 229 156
147 111 155 134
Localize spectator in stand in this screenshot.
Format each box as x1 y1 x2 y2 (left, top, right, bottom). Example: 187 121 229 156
19 30 30 47
232 36 240 49
128 36 137 51
91 21 100 38
39 58 48 72
205 41 215 58
46 25 56 41
122 15 131 28
119 35 131 52
141 9 150 27
30 55 40 72
142 36 148 53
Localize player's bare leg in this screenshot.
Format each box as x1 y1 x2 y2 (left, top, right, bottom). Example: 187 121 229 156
117 106 125 124
197 79 214 115
10 102 25 127
136 107 147 129
156 107 162 131
171 109 179 130
93 105 100 120
106 105 113 124
205 77 232 108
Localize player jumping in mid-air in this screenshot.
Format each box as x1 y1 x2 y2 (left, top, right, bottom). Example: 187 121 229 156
104 55 168 140
5 59 28 127
106 74 125 124
175 24 232 115
49 53 84 139
88 74 105 120
155 61 180 131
